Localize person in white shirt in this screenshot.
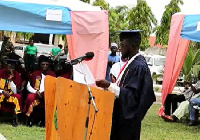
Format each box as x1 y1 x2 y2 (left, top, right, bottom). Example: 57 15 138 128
110 57 128 83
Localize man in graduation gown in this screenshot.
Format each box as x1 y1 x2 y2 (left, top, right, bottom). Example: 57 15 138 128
0 59 23 127
96 30 156 140
23 55 56 127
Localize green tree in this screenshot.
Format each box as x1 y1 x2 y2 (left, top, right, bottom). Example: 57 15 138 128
109 6 129 43
155 0 183 46
16 32 34 43
80 0 90 4
92 0 129 44
128 0 157 50
92 0 109 10
182 43 200 82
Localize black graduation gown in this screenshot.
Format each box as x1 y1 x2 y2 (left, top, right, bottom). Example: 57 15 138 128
110 55 156 140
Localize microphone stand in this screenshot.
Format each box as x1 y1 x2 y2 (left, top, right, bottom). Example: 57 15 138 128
78 61 98 140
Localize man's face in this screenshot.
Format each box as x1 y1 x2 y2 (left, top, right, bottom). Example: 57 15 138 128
120 39 131 59
7 64 15 73
111 46 117 53
40 62 49 71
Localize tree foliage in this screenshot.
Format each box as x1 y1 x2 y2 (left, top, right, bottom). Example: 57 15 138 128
155 0 183 46
92 0 109 10
92 0 158 49
92 0 129 44
182 42 200 82
80 0 90 3
128 0 157 50
109 6 129 43
16 32 34 43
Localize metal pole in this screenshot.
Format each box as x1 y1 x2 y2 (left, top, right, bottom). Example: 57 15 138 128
78 62 98 140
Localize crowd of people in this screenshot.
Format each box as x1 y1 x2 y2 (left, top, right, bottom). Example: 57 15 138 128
0 36 72 127
0 30 156 140
2 31 199 139
161 72 200 126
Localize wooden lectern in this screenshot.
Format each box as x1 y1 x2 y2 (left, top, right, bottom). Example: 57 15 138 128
45 76 115 140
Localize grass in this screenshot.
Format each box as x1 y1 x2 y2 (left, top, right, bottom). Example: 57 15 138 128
141 104 200 140
0 124 44 140
0 104 200 140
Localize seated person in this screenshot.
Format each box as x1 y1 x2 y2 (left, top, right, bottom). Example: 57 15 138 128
7 52 29 90
1 36 14 59
188 97 200 126
0 59 22 127
23 55 56 127
164 72 200 116
57 61 73 79
161 72 200 122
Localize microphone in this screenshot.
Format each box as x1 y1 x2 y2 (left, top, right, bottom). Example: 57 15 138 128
66 52 94 65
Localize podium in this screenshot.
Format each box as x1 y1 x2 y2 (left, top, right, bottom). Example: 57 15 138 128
45 76 115 140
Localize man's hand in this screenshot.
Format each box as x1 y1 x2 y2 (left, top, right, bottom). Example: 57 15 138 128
2 90 10 98
22 81 27 87
36 91 42 98
8 69 14 81
96 80 110 88
8 74 14 81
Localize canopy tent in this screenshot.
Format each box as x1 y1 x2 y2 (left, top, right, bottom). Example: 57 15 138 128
0 0 101 34
0 0 108 80
158 12 200 116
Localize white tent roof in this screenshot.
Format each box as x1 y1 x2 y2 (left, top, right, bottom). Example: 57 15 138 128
4 0 101 11
0 0 101 34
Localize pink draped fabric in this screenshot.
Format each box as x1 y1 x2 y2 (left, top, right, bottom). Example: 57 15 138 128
158 14 190 116
67 11 109 80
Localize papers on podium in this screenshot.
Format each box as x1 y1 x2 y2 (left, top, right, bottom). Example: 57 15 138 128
73 63 95 85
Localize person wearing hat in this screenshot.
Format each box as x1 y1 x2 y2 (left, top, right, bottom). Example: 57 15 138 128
105 43 120 82
24 55 56 127
7 52 28 83
57 61 73 80
0 59 23 127
0 36 14 59
96 30 155 140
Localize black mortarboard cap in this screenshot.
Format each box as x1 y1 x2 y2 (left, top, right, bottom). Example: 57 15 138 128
7 52 21 60
116 29 143 47
116 29 143 41
3 36 10 39
116 29 143 33
38 55 50 64
4 59 19 65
